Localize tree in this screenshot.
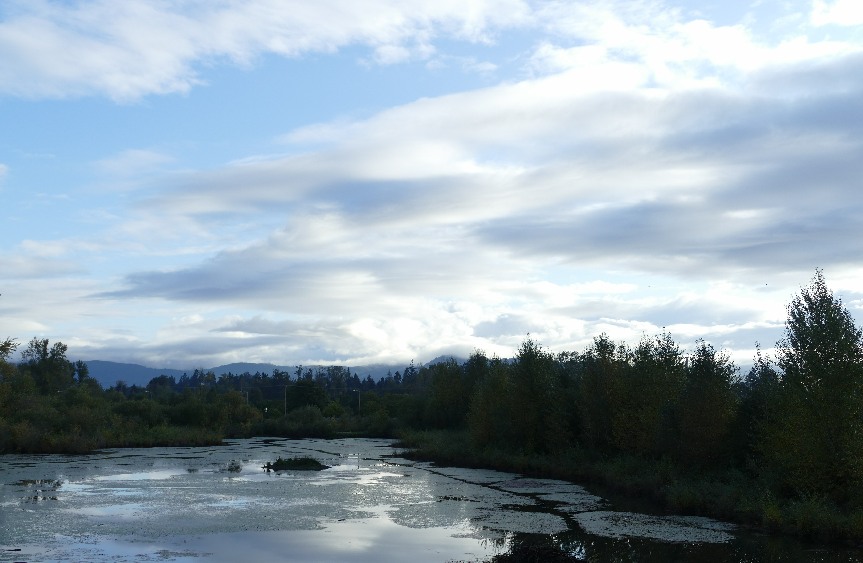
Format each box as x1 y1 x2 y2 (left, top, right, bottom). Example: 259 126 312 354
468 354 513 448
0 291 18 376
763 270 863 498
509 337 570 453
576 334 628 450
612 332 686 456
735 343 779 462
426 358 470 428
20 338 75 393
777 270 863 393
678 340 738 467
0 337 17 363
0 338 18 385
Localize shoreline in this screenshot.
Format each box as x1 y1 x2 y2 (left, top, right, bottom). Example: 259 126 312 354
393 429 863 549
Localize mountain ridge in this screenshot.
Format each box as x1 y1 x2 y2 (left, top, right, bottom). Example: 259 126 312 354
85 355 464 388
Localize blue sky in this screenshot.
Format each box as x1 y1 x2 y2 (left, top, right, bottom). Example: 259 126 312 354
2 0 862 369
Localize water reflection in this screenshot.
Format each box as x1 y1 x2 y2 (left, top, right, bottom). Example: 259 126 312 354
0 438 861 562
93 469 187 481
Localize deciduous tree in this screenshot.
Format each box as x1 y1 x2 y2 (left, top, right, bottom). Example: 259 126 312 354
764 270 863 498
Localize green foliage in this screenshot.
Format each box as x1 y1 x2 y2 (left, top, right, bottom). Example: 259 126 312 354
252 405 336 438
576 333 627 451
762 270 863 499
20 337 75 393
510 338 570 453
777 270 863 391
322 400 345 417
467 353 514 448
610 333 686 456
0 337 17 363
425 358 471 428
735 344 779 462
678 340 739 467
285 380 328 412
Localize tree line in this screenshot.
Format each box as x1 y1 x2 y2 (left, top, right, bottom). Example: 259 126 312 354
2 270 862 538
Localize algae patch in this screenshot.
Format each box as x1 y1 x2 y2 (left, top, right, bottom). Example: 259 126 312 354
574 511 735 543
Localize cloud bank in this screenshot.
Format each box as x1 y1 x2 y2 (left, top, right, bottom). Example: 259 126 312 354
1 1 862 368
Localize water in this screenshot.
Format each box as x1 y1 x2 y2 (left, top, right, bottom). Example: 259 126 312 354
0 438 859 562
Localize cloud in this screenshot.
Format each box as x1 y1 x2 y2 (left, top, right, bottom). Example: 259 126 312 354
811 0 863 26
94 149 174 177
6 1 863 368
75 14 862 366
1 240 90 280
0 0 532 101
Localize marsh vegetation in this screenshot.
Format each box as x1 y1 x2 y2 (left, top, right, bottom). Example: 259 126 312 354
263 456 329 471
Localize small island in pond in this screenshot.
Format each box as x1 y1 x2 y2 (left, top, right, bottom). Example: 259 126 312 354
264 456 329 471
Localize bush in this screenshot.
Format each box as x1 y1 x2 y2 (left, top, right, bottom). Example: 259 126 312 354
785 496 844 542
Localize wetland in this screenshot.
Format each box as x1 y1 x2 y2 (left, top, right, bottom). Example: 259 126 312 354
2 438 861 562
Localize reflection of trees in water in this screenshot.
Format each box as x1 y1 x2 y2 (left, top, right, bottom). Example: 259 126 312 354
487 533 580 562
483 529 862 563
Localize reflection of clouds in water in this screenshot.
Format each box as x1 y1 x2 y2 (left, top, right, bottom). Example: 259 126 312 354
93 469 188 481
0 437 741 561
72 502 145 519
176 518 504 562
0 437 519 561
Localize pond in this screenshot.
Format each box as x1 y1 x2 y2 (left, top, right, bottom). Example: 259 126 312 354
0 438 860 562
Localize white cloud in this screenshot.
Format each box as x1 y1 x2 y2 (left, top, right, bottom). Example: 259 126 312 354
5 1 863 368
94 149 174 177
0 0 532 101
3 0 860 104
529 0 863 94
811 0 863 26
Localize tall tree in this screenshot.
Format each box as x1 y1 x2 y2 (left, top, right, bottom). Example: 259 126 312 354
468 354 513 448
426 358 470 428
764 270 863 498
678 340 738 467
510 337 569 453
612 332 686 456
736 343 779 461
577 334 628 451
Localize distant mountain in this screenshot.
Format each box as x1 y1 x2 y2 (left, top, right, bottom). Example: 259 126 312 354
84 358 468 389
85 361 188 388
425 354 465 365
85 361 297 388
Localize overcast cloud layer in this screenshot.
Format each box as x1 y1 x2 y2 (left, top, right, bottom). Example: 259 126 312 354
2 0 862 369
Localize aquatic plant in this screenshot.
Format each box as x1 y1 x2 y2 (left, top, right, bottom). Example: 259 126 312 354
263 456 329 471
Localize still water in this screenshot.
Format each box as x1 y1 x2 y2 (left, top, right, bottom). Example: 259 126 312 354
0 438 859 562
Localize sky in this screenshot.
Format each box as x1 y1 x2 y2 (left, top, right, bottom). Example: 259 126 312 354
2 0 863 370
